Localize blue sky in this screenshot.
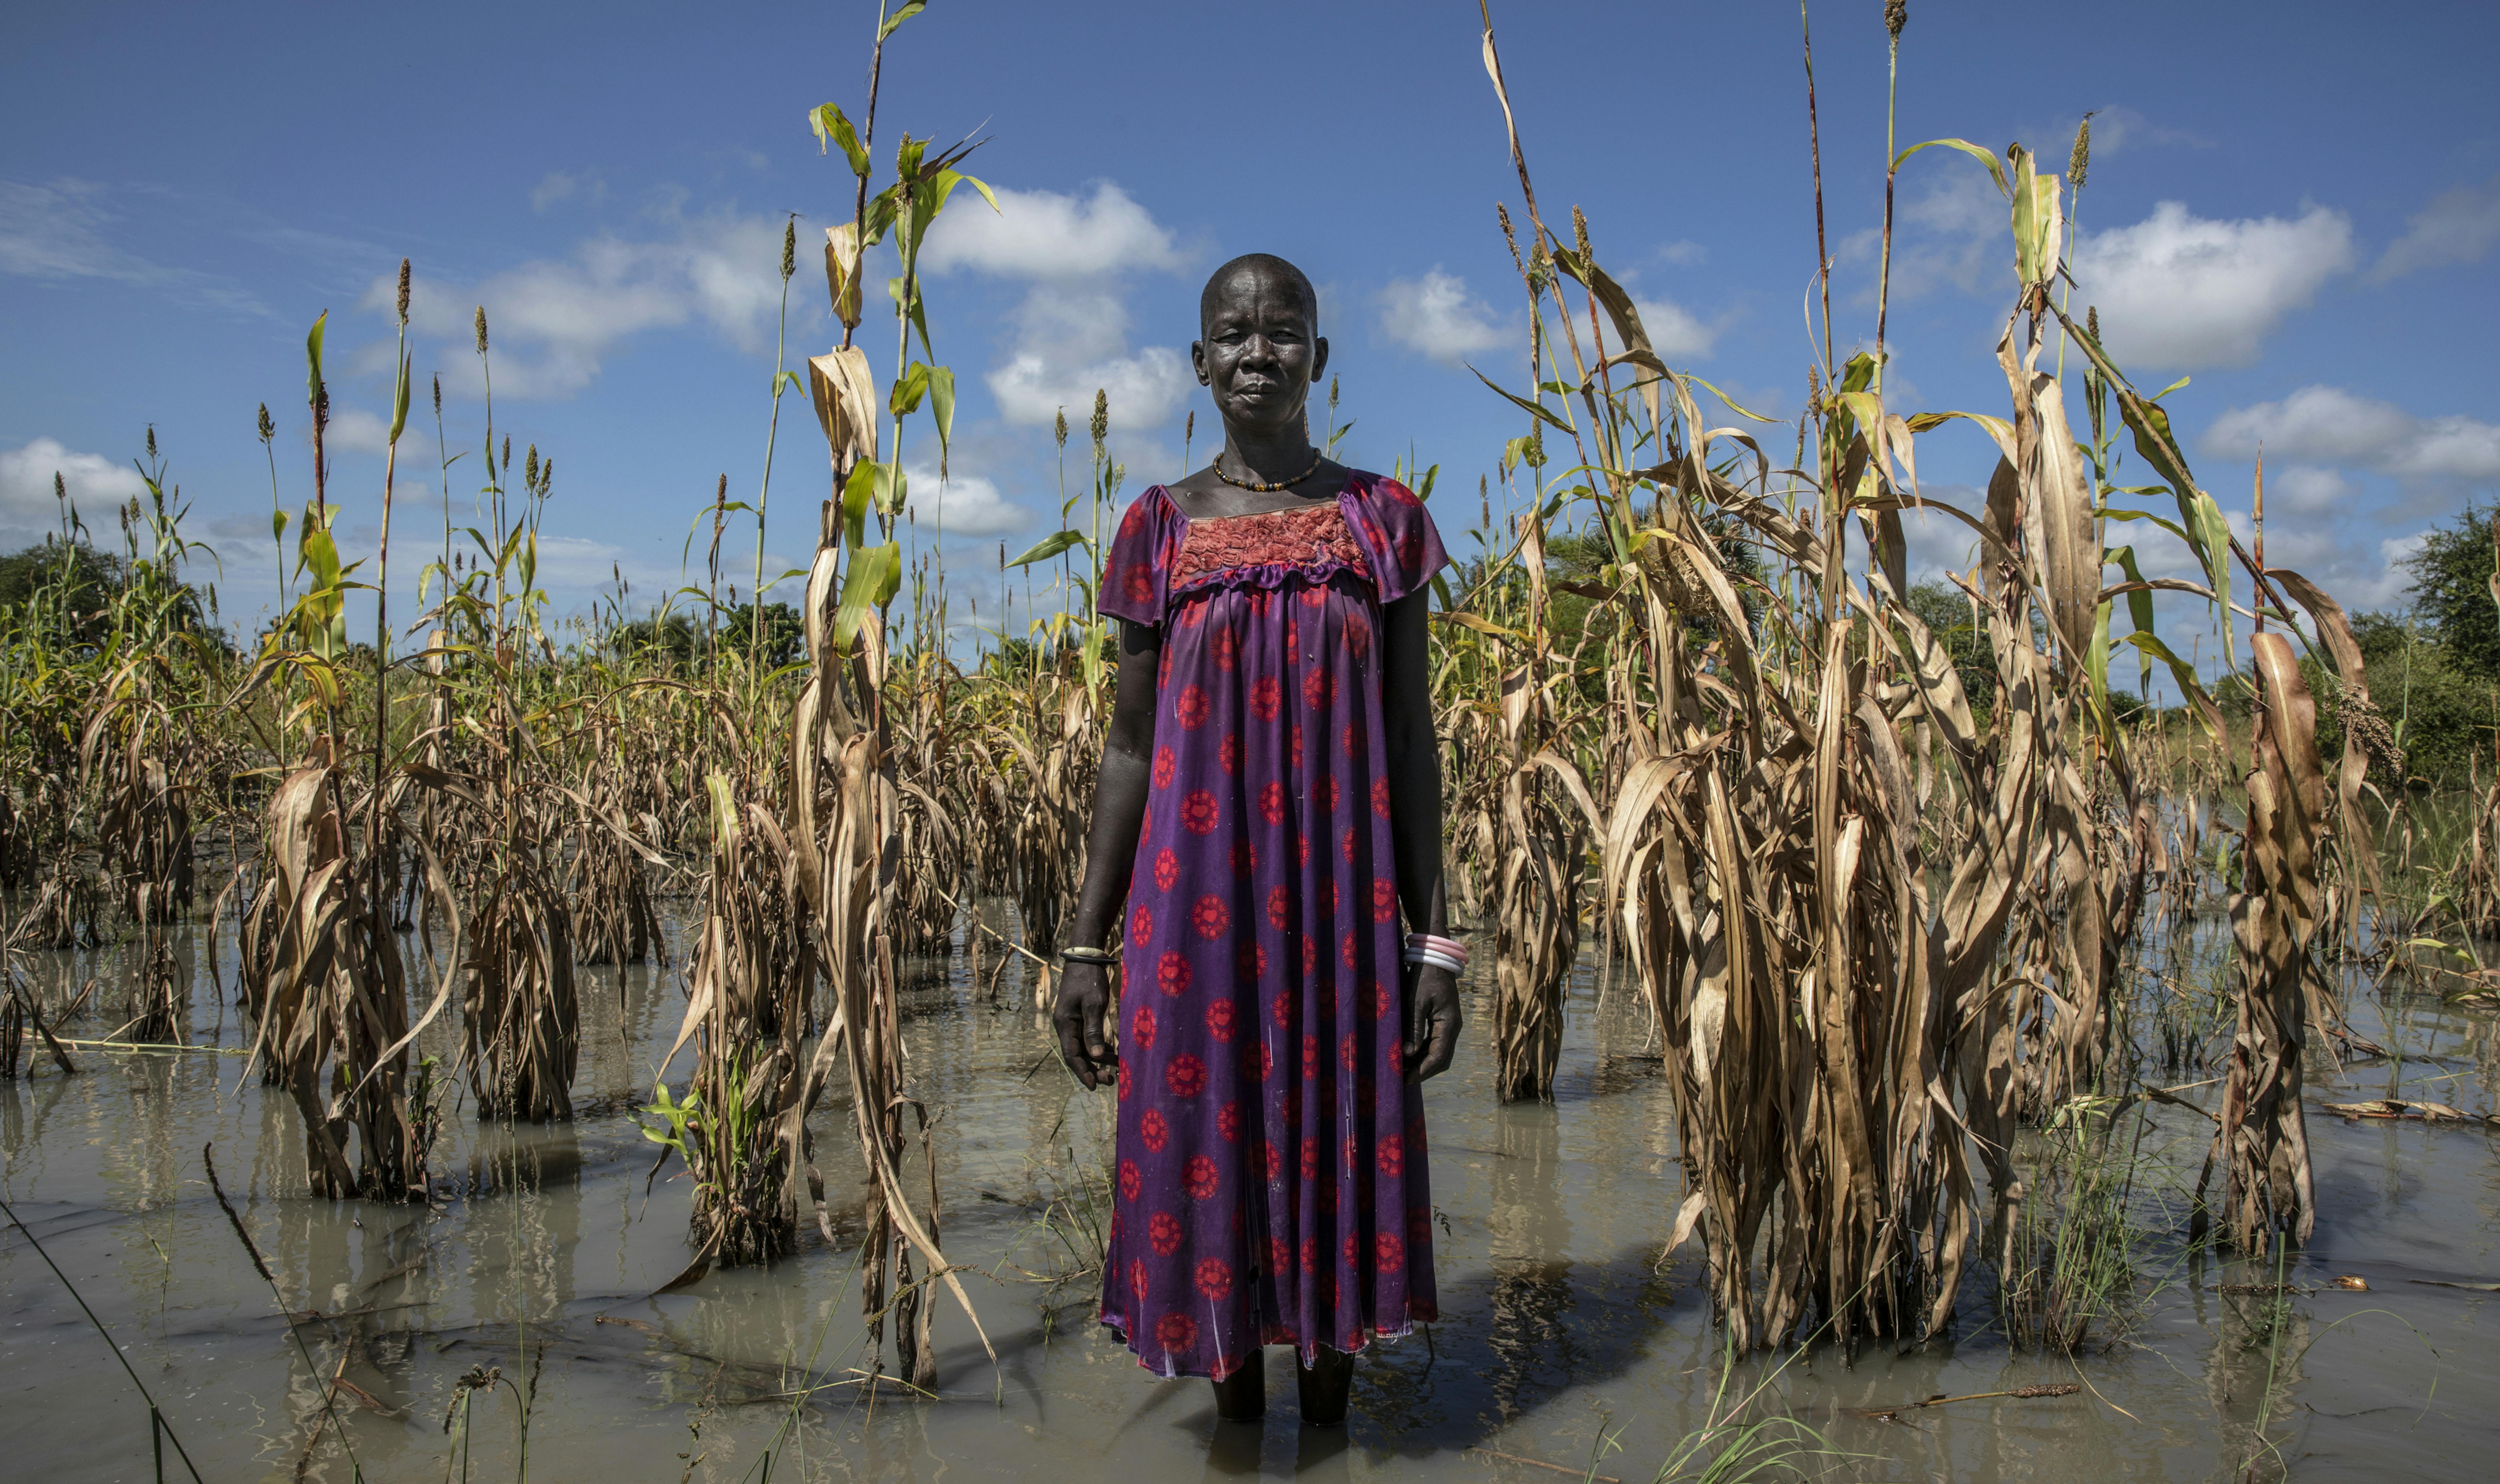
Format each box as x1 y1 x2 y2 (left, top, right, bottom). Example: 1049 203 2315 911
5 0 2496 670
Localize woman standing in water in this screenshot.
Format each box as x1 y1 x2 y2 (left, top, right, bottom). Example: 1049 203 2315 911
1052 252 1463 1424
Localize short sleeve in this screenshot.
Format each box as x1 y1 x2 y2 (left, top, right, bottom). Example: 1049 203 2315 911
1097 487 1174 626
1346 474 1447 605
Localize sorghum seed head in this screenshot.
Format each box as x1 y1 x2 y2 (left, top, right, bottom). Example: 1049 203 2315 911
525 444 539 488
146 425 157 459
2087 305 2100 341
1497 203 1523 274
1184 409 1194 445
1089 388 1108 452
716 473 728 502
1572 204 1591 264
257 403 275 442
396 258 412 325
540 457 552 494
432 374 441 416
1054 407 1067 449
2069 113 2094 192
1886 2 1906 40
780 218 796 282
55 471 66 503
473 305 489 355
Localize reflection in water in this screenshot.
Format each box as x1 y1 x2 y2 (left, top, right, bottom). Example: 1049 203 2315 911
0 909 2496 1481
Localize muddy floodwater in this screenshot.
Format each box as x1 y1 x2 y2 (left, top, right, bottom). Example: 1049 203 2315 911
4 904 2496 1483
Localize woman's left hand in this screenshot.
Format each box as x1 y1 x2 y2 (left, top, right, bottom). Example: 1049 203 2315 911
1402 961 1462 1083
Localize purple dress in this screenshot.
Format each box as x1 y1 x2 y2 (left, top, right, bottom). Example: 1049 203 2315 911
1094 471 1446 1380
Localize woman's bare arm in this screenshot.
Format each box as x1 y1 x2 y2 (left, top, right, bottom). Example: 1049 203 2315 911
1380 592 1461 1082
1052 618 1163 1089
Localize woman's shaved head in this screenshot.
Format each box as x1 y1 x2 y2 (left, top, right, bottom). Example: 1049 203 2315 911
1199 254 1319 338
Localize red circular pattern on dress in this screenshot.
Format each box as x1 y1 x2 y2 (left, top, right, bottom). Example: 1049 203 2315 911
1291 726 1304 770
1341 1032 1360 1072
1129 1258 1150 1304
1212 627 1237 672
1194 1257 1233 1301
1258 782 1285 825
1302 1035 1320 1083
1123 562 1156 606
1302 669 1335 709
1372 877 1398 923
1130 1004 1157 1049
1297 833 1311 868
1315 777 1339 814
1156 1312 1198 1352
1230 839 1257 878
1371 777 1392 817
1149 1211 1183 1255
1300 1236 1319 1274
1301 935 1317 977
1192 894 1230 939
1286 619 1300 653
1158 646 1172 691
1117 1060 1131 1101
1157 950 1191 997
1342 930 1360 969
1377 1133 1404 1178
1235 941 1266 982
1266 885 1290 930
1130 903 1154 945
1142 1108 1169 1153
1175 684 1210 730
1152 746 1176 790
1166 1054 1208 1098
1205 998 1236 1042
1318 880 1339 916
1118 1159 1142 1201
1341 825 1358 863
1218 733 1239 775
1376 1231 1406 1273
1374 979 1394 1021
1263 1142 1283 1181
1217 1100 1242 1141
1344 612 1371 654
1341 722 1361 758
1184 1154 1219 1200
1266 1235 1291 1277
1181 789 1220 835
1249 676 1281 721
1153 848 1179 892
1253 1043 1274 1082
1301 585 1326 608
1271 986 1295 1026
1300 1135 1319 1181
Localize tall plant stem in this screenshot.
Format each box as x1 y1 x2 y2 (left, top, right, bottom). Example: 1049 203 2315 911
1875 24 1900 388
754 220 796 671
1801 3 1835 385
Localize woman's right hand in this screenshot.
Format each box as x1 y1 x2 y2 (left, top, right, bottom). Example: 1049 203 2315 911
1052 960 1119 1090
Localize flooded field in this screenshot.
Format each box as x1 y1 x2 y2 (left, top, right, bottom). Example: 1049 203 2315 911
3 906 2496 1483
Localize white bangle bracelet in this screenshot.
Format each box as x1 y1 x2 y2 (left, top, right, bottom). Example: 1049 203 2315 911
1403 950 1465 974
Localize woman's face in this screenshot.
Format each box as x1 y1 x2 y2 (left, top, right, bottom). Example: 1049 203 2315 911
1194 267 1328 442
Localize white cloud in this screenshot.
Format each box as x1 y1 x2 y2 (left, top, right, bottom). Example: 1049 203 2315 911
920 182 1182 280
901 465 1028 538
1378 270 1505 365
2070 201 2352 370
919 184 1195 433
1632 296 1717 362
984 283 1192 429
1659 240 1707 266
2203 385 2500 483
529 170 608 213
0 177 268 315
2264 465 2351 517
2370 174 2500 283
0 437 150 537
363 205 793 398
